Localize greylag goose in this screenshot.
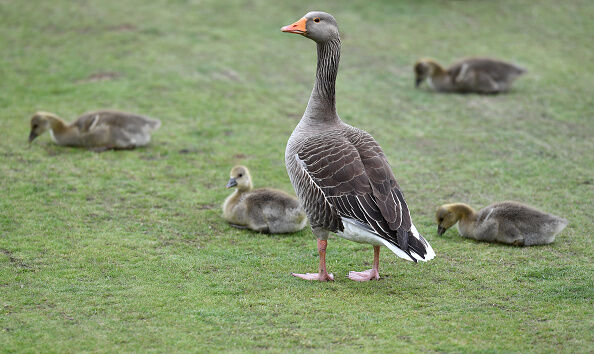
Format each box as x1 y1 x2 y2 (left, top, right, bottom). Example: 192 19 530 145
282 12 435 282
414 57 526 94
223 165 307 233
436 202 568 246
28 110 161 150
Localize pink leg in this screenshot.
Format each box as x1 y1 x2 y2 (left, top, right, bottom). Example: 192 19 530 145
348 245 380 281
292 239 334 281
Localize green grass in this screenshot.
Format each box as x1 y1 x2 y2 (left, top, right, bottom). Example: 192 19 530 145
1 0 593 352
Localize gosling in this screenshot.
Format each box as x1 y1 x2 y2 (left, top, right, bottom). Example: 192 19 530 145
414 57 526 94
435 202 568 246
222 165 307 234
28 110 161 150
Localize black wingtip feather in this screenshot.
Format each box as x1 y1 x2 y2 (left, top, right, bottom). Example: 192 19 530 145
404 230 427 261
395 228 428 262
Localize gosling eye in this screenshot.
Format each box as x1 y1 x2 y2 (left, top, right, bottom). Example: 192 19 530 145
313 17 320 23
238 173 243 177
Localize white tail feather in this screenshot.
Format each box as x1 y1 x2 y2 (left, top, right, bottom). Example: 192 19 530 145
411 224 435 261
340 218 436 262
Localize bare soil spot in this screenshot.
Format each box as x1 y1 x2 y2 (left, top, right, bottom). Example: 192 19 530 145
285 112 301 120
196 203 216 210
140 153 168 161
212 69 241 82
0 248 31 269
179 148 204 154
106 24 137 32
76 72 121 84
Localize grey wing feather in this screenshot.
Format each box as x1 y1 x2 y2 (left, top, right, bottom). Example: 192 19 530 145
75 110 161 131
291 152 343 232
449 58 525 82
295 128 429 260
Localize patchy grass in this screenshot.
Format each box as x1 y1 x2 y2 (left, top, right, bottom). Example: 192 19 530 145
0 0 592 351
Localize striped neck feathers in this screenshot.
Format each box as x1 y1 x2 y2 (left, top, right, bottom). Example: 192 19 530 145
306 37 341 120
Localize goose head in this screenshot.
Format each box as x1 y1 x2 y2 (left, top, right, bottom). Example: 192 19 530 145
226 165 253 192
435 204 461 236
414 58 440 88
281 11 339 43
28 112 53 143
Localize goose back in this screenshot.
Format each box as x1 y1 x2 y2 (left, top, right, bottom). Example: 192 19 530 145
448 58 525 93
286 123 430 260
74 110 161 132
448 58 525 83
473 202 567 245
74 110 161 148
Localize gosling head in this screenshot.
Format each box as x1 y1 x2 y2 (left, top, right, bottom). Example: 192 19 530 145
226 165 253 192
28 112 53 143
435 204 461 236
414 58 439 88
281 11 339 44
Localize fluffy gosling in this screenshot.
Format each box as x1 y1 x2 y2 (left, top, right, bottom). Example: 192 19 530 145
436 201 567 246
28 110 161 151
414 57 526 94
222 165 307 233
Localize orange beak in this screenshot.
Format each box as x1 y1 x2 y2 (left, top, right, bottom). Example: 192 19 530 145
281 17 307 34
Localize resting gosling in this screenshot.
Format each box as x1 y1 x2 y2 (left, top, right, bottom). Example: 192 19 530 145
222 165 307 233
28 110 161 150
436 202 568 246
414 57 526 94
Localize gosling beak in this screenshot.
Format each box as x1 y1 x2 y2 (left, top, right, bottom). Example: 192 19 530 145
415 77 423 88
226 178 237 189
281 17 307 34
437 226 446 236
28 131 38 144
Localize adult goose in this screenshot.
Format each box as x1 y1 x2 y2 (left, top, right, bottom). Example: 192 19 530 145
282 12 435 282
28 110 161 151
436 202 568 246
222 165 307 233
414 57 526 94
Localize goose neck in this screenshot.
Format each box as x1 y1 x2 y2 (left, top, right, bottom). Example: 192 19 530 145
451 203 478 223
304 38 341 121
46 115 69 134
237 183 252 193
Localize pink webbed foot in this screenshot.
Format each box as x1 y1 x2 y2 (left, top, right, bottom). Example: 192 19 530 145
348 269 380 282
293 239 334 281
348 246 381 282
292 272 334 282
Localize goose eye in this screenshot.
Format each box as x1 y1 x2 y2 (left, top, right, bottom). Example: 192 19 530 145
238 173 243 177
313 18 320 23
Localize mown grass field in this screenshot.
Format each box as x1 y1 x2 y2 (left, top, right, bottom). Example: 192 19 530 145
1 0 592 352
